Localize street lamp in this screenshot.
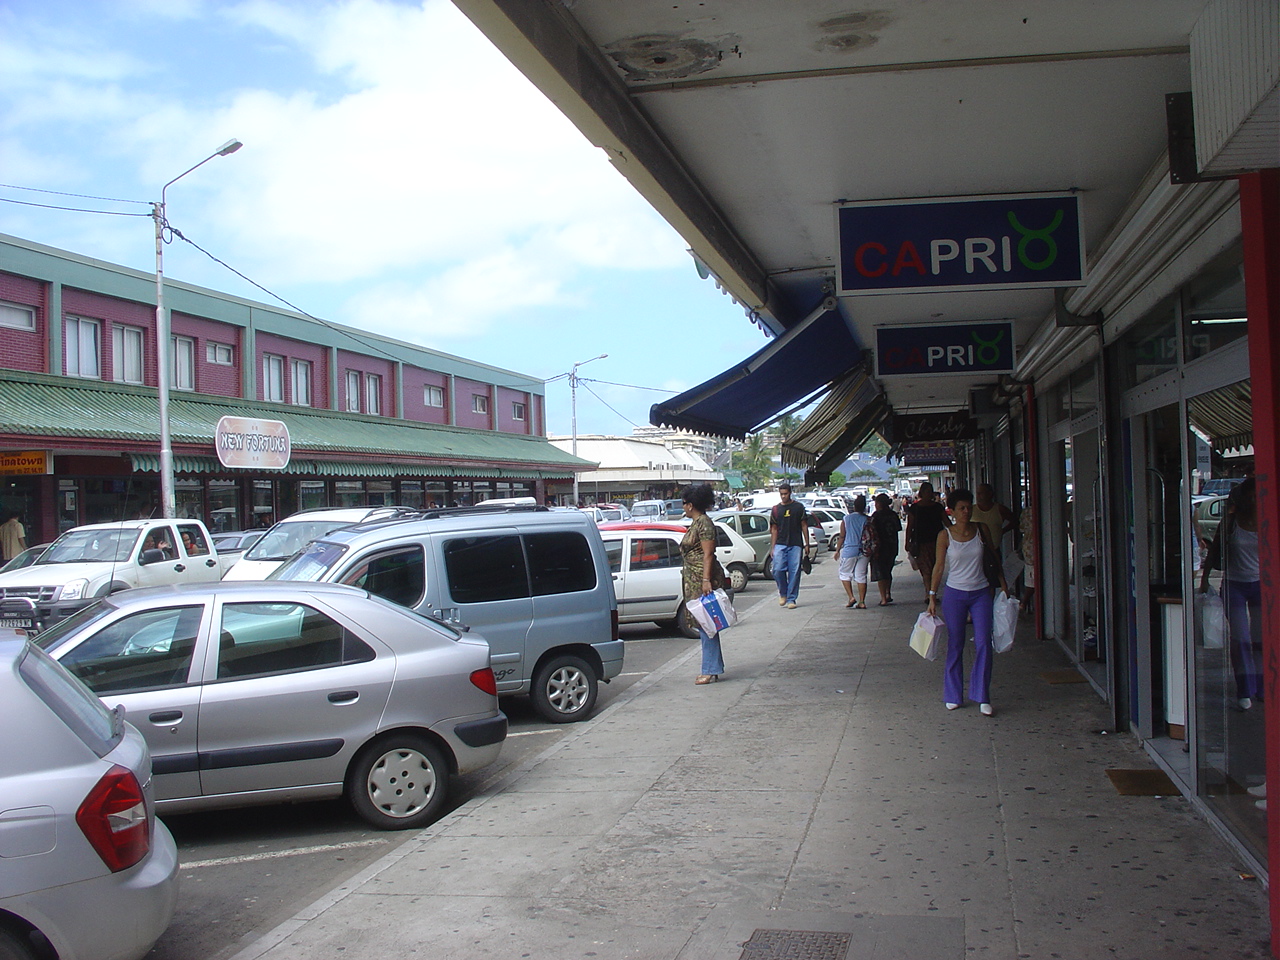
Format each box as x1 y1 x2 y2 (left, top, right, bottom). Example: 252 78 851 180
153 138 242 518
570 354 607 506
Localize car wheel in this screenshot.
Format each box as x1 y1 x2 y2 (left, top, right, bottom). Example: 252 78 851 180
727 563 749 592
674 604 700 639
346 734 449 830
762 554 773 579
531 654 598 723
0 926 40 960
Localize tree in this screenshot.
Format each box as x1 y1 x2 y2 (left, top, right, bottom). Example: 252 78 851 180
731 433 774 489
859 434 889 459
828 470 846 488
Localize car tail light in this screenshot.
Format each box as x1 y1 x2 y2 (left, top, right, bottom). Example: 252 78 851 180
470 668 498 696
76 765 151 873
611 609 619 642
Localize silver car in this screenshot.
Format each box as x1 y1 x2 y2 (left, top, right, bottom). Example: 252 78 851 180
0 635 179 960
35 581 506 830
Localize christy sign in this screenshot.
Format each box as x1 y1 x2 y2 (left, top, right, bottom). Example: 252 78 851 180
876 322 1015 377
837 192 1085 294
215 416 291 470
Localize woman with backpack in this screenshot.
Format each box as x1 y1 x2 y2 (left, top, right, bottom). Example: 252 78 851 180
835 495 872 608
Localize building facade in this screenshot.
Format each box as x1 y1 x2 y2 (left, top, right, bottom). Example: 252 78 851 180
0 233 590 543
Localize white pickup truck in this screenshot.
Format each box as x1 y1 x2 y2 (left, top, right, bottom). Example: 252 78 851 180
0 518 229 626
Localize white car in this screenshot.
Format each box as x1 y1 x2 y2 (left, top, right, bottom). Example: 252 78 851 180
806 508 847 551
597 522 750 637
223 506 415 580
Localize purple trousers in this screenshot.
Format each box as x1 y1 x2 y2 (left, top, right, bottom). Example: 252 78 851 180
942 586 995 705
1223 579 1263 701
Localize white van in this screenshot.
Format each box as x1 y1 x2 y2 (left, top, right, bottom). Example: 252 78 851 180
222 506 415 580
267 505 623 723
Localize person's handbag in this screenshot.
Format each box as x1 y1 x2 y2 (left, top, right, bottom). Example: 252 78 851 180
978 527 1002 589
992 591 1020 652
909 612 943 660
800 554 812 575
859 518 879 558
1201 585 1225 649
686 588 738 635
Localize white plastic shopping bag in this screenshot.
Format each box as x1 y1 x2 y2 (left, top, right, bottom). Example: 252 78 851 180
909 612 943 661
992 591 1020 653
1202 585 1225 649
686 588 738 635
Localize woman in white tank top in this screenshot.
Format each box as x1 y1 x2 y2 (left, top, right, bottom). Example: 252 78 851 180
925 489 1008 716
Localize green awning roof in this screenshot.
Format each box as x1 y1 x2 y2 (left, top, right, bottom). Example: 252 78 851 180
0 372 592 475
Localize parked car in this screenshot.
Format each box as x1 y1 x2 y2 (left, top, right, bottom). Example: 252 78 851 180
807 508 847 550
0 519 228 627
1195 477 1245 502
210 529 266 555
223 506 418 581
267 505 623 723
0 635 179 960
1193 494 1229 544
671 518 759 590
35 580 506 829
579 504 633 524
0 541 49 574
798 495 848 514
629 500 666 523
710 510 774 579
597 522 748 637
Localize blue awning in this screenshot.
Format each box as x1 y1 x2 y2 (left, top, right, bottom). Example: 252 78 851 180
650 299 863 439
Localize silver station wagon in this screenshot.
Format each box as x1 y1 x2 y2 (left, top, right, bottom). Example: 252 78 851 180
35 581 506 830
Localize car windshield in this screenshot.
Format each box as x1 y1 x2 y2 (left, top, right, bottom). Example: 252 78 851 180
244 519 357 561
38 528 140 564
33 598 118 651
268 539 349 581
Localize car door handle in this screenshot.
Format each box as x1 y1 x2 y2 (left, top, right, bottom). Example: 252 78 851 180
174 563 186 572
205 558 217 567
328 690 359 704
149 710 184 724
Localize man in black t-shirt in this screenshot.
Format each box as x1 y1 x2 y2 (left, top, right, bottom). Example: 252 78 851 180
770 483 810 608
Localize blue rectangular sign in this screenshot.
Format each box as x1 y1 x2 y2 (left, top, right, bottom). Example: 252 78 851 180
876 322 1015 378
837 192 1084 294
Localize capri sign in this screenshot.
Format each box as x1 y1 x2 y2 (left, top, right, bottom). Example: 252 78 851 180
876 322 1015 377
837 192 1085 294
215 416 291 470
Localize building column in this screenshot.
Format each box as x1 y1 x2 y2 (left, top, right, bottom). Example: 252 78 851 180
1239 168 1280 945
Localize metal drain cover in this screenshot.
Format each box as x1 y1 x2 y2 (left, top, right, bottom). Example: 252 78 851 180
739 929 852 960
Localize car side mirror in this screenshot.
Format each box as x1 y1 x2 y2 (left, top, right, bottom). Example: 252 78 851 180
139 548 166 565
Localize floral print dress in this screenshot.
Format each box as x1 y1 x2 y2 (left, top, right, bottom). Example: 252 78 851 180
681 514 726 601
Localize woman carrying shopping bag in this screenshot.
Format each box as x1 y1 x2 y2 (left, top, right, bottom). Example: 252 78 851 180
681 483 728 685
926 488 1008 715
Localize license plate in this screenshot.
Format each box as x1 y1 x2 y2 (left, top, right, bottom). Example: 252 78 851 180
0 617 35 629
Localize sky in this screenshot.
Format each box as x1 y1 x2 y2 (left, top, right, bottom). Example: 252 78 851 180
0 0 769 437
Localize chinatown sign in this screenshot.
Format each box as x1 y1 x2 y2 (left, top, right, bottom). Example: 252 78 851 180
215 417 291 470
837 192 1085 295
0 451 51 475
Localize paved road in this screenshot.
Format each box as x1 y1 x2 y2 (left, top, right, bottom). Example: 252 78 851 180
145 620 703 960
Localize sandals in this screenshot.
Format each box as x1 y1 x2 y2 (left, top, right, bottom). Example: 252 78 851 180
695 674 719 685
855 602 867 609
846 599 857 608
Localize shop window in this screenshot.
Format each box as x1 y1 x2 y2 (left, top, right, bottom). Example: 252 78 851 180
1118 297 1178 388
0 300 35 330
399 480 425 509
424 385 444 407
112 325 144 384
292 359 312 406
171 336 195 391
365 374 381 415
263 354 284 402
207 342 234 365
299 480 327 511
334 481 364 508
345 371 361 412
65 317 101 378
1185 246 1247 363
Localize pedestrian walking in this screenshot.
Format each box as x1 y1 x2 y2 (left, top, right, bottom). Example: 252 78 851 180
869 493 901 606
926 488 1008 715
972 483 1015 555
680 483 728 685
905 481 948 598
769 482 809 608
834 495 871 608
1199 478 1262 709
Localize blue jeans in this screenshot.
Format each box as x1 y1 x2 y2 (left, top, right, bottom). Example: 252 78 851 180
942 586 995 705
1223 579 1263 700
699 623 724 676
773 543 803 603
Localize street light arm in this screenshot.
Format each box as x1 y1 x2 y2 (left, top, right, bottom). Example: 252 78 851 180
161 139 243 207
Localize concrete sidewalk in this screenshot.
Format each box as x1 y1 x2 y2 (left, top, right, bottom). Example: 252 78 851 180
230 574 1271 960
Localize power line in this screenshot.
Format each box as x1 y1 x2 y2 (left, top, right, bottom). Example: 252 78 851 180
580 377 676 394
580 380 642 429
0 182 150 205
0 195 150 217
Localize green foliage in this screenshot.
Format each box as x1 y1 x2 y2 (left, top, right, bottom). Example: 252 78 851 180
828 470 846 488
731 433 774 489
859 434 889 458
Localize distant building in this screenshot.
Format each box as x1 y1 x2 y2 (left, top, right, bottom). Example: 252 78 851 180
548 435 722 503
629 425 721 464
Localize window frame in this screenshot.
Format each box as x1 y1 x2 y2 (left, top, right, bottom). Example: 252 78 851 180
345 370 361 412
424 384 445 408
65 316 101 379
0 300 36 331
472 394 489 415
171 335 195 391
207 342 235 365
112 324 145 385
365 373 382 416
263 353 285 403
512 400 526 421
291 359 312 407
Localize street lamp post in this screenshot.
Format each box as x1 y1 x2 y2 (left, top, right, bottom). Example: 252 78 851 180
570 354 607 506
153 138 242 518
